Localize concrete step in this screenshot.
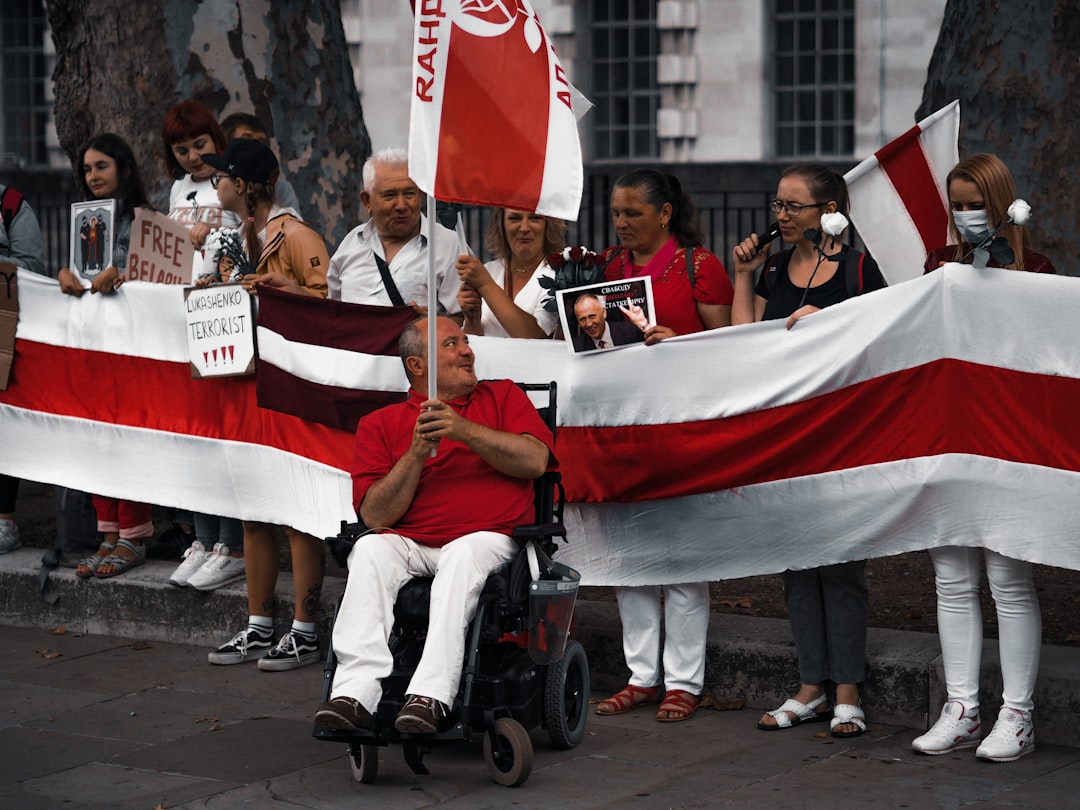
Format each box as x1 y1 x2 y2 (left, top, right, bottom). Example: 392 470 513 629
1 547 1076 748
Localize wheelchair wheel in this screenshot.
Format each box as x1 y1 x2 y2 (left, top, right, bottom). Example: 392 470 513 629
483 717 533 787
348 744 378 784
544 639 590 749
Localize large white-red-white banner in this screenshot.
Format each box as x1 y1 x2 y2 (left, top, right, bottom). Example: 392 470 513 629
3 268 1080 585
846 100 960 286
408 0 583 219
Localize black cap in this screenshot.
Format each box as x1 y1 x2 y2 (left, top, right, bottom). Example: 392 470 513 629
202 138 279 185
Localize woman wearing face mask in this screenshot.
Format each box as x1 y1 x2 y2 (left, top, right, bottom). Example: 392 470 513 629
912 154 1054 763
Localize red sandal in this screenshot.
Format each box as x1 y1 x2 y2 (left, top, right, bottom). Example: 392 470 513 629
595 684 662 715
656 690 699 723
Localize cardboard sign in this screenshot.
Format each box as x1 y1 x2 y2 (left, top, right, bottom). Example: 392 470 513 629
69 199 115 281
0 262 16 390
183 283 256 378
127 208 192 284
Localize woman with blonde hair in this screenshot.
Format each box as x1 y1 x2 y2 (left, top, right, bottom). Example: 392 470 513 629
456 208 566 338
913 154 1054 762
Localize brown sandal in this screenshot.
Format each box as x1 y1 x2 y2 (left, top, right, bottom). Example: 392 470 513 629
595 684 662 715
656 690 699 723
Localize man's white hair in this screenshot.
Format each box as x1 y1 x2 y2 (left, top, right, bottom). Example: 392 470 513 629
362 147 409 193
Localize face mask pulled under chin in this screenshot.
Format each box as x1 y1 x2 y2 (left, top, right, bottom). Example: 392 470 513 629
953 209 990 245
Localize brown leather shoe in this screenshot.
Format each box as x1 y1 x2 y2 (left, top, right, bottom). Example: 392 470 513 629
394 694 447 734
314 696 372 731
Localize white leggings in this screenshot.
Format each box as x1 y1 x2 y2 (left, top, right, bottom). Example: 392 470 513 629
930 546 1041 713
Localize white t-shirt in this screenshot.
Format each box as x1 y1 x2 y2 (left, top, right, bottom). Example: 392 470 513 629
327 214 462 315
479 259 558 338
167 175 243 283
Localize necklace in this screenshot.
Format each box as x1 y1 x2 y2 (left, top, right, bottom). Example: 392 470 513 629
511 266 530 274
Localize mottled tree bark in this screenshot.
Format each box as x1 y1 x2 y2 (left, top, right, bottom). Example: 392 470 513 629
918 0 1079 274
44 0 369 248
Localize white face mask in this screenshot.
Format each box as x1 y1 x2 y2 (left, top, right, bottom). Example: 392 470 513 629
953 209 989 245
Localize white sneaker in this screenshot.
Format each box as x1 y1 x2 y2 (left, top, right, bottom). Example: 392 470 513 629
912 701 982 755
976 707 1035 762
187 544 245 591
168 541 210 587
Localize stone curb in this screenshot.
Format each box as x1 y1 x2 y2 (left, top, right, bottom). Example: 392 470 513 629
1 548 1076 747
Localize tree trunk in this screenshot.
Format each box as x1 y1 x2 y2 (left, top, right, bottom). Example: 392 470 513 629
44 0 369 249
918 0 1079 274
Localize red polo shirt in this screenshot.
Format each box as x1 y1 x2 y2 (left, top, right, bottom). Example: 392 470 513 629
352 379 556 547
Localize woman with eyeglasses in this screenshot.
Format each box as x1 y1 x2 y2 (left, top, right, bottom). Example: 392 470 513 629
731 164 886 739
911 154 1053 763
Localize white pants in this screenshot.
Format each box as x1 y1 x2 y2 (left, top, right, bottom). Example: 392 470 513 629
330 531 518 713
614 582 709 694
931 546 1041 713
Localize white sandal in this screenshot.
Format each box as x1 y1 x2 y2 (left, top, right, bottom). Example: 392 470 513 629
830 703 867 738
758 694 830 730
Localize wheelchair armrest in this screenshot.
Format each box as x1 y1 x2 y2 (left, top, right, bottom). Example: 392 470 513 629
511 523 566 540
324 520 371 570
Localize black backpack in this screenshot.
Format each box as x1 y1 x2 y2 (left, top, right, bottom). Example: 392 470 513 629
761 245 868 298
1 186 26 234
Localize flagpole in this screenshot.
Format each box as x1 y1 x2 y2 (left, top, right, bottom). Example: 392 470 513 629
426 195 437 404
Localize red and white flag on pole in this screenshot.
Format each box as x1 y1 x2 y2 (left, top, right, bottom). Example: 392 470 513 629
845 100 960 286
408 0 583 220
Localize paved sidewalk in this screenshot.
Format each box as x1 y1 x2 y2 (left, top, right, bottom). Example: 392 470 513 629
1 624 1078 809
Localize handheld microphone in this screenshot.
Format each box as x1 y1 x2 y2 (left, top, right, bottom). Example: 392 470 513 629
755 222 781 254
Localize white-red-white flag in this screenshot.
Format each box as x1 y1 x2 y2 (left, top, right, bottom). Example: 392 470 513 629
845 100 960 285
408 0 583 220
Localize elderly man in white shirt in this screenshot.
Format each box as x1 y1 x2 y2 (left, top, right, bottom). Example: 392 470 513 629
328 147 463 317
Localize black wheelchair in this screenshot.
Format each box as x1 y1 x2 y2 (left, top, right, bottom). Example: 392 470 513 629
312 382 590 787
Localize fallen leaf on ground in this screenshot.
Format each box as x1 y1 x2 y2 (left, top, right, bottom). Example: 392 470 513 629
34 648 62 659
129 641 152 651
718 598 752 609
194 716 221 724
49 627 67 635
699 692 746 711
209 723 222 731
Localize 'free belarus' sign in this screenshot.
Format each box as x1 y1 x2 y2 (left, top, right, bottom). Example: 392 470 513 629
183 284 256 378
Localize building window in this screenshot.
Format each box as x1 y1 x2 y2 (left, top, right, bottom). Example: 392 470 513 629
774 0 855 159
0 0 50 168
590 0 659 160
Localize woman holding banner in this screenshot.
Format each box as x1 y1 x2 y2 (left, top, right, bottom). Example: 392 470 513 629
200 137 331 671
593 169 732 724
732 164 886 738
53 133 156 577
911 154 1054 762
456 208 566 338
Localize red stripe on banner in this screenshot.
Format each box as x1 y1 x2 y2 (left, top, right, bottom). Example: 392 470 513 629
559 359 1080 503
434 16 548 210
256 362 406 433
3 339 352 472
257 285 416 353
875 124 950 254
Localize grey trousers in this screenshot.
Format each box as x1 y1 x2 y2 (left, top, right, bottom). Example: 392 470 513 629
782 560 868 685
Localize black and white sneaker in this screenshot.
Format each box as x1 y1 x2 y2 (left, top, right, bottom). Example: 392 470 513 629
256 630 321 671
207 626 274 665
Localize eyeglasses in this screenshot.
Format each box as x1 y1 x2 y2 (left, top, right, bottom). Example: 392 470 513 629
210 174 231 189
770 199 828 216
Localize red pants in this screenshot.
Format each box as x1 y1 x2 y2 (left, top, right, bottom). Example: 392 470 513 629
91 496 153 540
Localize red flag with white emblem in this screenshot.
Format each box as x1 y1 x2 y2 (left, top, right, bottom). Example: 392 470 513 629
408 0 583 220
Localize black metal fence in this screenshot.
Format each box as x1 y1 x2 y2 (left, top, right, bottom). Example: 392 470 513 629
9 169 844 275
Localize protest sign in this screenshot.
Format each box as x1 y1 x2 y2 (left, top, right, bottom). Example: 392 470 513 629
0 262 16 389
557 276 655 355
127 208 192 284
69 199 115 282
183 283 256 378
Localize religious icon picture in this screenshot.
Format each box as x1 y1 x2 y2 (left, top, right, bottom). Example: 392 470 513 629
69 199 116 282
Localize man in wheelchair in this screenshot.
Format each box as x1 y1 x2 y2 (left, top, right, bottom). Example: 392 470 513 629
314 316 555 735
